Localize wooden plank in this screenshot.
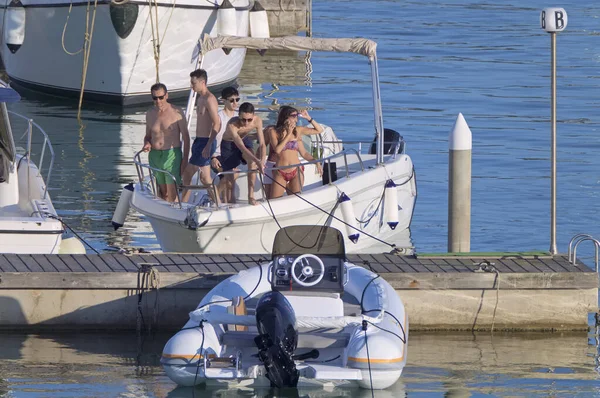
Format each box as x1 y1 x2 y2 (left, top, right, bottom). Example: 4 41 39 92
27 255 58 272
111 254 142 272
145 254 175 272
95 255 126 272
538 258 564 273
499 259 527 273
3 254 25 272
15 255 44 272
43 254 71 272
71 254 107 272
58 255 87 272
523 258 554 273
0 254 16 272
165 254 195 272
511 258 540 273
180 255 210 272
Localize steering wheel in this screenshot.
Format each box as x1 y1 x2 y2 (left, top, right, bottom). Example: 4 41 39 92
291 254 325 287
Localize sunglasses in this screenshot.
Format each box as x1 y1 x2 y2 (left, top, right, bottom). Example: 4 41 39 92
289 113 298 118
152 95 165 100
240 117 253 123
228 97 241 103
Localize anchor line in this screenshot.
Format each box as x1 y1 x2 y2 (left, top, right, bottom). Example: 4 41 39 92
38 212 100 254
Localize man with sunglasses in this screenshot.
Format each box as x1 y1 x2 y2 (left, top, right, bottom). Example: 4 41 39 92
182 69 220 203
219 102 266 205
211 86 240 203
142 83 190 202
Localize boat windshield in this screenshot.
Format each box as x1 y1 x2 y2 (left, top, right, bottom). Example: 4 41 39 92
272 225 345 257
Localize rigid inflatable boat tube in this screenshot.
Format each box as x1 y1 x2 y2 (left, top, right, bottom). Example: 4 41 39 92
340 193 360 243
4 0 26 54
383 179 399 230
111 183 134 230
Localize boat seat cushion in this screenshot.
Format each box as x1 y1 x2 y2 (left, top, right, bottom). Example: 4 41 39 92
221 330 351 349
280 292 344 318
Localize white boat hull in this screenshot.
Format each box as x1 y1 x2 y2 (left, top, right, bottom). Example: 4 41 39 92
131 154 417 254
0 156 63 254
0 0 249 104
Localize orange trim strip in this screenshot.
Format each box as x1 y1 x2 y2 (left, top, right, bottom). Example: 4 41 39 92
347 356 404 363
162 353 216 360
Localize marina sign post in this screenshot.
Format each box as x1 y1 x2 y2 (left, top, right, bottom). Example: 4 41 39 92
540 7 567 255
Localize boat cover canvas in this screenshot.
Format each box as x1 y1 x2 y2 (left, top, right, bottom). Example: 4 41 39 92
201 35 377 58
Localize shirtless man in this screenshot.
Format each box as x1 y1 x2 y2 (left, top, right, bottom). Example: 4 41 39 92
181 69 220 202
220 102 266 205
142 83 190 203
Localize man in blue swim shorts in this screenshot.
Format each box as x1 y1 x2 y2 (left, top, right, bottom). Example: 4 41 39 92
181 69 221 202
142 83 190 202
220 102 266 205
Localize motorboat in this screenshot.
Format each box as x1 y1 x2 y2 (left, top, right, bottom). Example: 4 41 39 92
161 225 408 390
0 81 84 253
126 35 418 254
0 0 262 105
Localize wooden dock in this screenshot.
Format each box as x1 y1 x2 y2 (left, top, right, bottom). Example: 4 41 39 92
0 253 597 331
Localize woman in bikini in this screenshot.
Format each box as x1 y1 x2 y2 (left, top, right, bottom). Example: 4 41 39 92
266 106 324 199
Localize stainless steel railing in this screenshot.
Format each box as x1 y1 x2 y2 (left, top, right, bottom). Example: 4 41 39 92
133 147 366 208
8 111 55 199
568 233 599 272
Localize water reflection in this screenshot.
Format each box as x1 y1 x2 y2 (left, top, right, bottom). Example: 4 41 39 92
0 332 598 397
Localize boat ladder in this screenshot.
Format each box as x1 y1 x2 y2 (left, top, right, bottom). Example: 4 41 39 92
568 233 600 272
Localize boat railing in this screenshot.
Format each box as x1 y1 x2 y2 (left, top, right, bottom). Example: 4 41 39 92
8 111 55 199
133 150 220 209
133 147 365 208
310 138 405 159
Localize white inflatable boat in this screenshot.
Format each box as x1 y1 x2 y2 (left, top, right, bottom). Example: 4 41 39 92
161 225 408 390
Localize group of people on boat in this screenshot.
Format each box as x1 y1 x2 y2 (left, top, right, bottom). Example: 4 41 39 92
142 69 324 205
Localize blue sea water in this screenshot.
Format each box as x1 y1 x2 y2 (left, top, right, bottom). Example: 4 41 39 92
6 0 600 256
2 0 600 396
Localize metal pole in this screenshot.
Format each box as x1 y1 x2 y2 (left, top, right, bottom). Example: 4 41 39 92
550 32 557 255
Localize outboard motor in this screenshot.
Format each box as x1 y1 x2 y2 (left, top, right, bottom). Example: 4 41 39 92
254 290 299 388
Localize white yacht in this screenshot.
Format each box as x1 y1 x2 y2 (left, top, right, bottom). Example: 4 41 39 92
0 81 82 253
0 0 253 105
127 36 418 254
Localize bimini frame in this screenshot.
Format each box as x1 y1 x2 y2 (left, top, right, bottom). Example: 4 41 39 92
185 35 386 165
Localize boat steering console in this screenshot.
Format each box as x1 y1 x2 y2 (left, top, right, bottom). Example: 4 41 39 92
271 253 345 293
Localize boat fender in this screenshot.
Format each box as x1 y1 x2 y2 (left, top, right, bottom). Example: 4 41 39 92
111 183 134 230
339 192 359 243
4 0 26 54
383 179 399 230
249 1 270 55
59 236 86 254
217 0 236 54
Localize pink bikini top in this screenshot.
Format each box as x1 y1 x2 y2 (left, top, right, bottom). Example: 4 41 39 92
283 140 299 152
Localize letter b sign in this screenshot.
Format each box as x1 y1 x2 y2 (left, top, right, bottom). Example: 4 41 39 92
541 8 568 33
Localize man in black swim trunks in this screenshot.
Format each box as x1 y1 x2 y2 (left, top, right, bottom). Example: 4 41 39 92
220 102 266 205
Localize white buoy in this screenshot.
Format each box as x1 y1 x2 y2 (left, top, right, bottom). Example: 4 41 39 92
112 183 134 230
383 179 399 230
59 237 86 254
4 0 26 54
339 193 359 243
249 1 270 55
